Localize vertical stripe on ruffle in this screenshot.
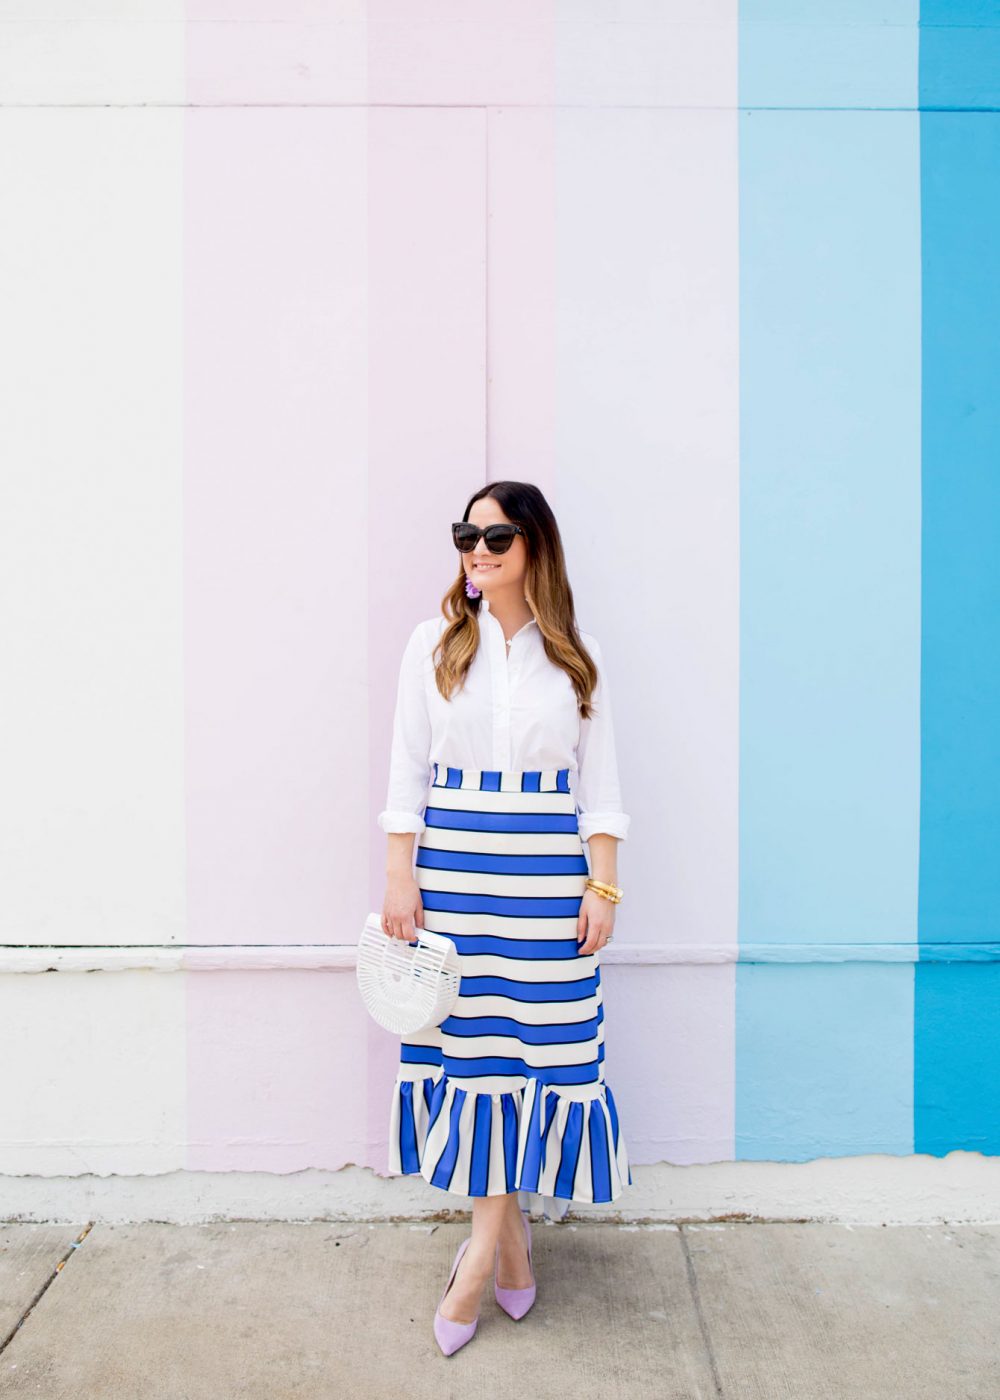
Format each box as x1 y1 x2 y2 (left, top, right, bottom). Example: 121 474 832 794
388 1069 631 1204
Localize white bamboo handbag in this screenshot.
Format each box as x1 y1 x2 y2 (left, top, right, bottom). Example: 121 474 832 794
356 911 461 1034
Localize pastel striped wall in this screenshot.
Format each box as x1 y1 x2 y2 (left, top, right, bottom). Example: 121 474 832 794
0 3 996 1186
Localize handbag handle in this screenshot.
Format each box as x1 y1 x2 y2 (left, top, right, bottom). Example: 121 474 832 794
364 913 452 957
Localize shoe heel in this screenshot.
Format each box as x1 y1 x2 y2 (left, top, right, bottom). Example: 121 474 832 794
434 1236 480 1356
494 1208 536 1320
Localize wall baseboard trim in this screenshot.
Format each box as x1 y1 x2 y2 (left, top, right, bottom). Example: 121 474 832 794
0 941 997 973
1 1156 998 1226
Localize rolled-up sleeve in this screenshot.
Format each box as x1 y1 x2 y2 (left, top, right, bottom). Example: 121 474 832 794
575 635 630 843
377 622 433 835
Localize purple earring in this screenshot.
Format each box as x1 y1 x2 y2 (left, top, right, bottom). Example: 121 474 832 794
464 575 481 599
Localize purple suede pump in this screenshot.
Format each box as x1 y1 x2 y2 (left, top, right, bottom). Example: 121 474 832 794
494 1209 536 1320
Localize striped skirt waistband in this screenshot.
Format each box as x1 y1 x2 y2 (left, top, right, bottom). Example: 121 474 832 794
431 761 572 794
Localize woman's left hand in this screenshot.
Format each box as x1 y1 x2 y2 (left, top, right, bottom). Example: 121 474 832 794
577 887 615 954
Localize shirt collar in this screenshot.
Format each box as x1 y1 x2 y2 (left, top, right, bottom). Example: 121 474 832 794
478 594 538 634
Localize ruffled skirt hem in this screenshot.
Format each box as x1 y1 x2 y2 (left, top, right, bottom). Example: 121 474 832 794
388 1067 632 1204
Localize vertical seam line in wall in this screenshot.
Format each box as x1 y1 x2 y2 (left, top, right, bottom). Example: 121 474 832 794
484 106 490 483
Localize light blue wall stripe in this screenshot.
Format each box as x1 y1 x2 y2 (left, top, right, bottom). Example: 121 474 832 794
737 108 921 946
737 965 914 1160
739 1 918 111
737 6 920 1159
915 4 1000 1155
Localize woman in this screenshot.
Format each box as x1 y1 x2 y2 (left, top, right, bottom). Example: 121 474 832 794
378 480 632 1355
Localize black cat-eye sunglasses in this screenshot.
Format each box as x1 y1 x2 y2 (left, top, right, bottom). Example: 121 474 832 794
452 522 526 555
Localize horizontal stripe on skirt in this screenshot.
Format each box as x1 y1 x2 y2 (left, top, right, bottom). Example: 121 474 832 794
387 763 631 1204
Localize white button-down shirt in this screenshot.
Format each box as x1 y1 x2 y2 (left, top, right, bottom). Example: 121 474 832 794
377 596 630 842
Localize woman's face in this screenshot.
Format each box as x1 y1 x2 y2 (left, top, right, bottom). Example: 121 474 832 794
463 498 527 599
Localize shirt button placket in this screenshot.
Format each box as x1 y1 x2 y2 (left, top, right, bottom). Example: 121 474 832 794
490 614 512 771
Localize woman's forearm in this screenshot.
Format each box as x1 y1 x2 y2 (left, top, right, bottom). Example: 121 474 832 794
585 832 620 886
385 831 417 879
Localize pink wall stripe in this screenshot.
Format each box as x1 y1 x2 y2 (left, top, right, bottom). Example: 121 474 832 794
487 103 557 487
364 10 490 1169
182 99 371 1167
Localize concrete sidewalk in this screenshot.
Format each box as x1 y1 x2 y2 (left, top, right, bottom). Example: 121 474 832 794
0 1218 996 1398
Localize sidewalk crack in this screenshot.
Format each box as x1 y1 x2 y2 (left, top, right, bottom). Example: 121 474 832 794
679 1224 726 1398
0 1222 95 1357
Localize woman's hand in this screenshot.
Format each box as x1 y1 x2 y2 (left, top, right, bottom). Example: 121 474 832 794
577 887 615 954
382 872 425 941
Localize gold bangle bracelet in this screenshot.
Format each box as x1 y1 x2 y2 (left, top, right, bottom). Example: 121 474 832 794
585 878 623 904
587 886 622 904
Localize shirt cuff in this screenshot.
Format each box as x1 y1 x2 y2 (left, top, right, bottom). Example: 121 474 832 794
578 812 630 843
377 810 427 835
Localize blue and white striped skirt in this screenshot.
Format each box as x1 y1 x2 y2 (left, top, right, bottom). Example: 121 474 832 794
387 761 631 1204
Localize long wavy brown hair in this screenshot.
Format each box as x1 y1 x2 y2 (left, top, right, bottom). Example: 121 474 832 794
433 481 601 720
